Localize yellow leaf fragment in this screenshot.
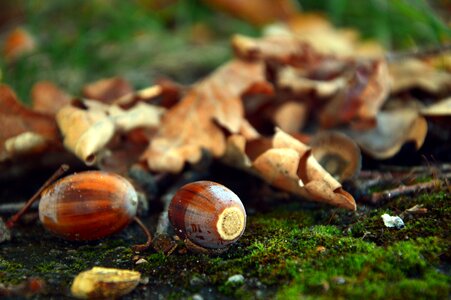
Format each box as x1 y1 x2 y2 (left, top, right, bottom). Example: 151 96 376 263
4 132 48 157
71 267 140 299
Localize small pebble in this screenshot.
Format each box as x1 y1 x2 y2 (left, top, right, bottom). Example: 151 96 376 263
227 274 244 284
192 294 203 300
381 214 405 229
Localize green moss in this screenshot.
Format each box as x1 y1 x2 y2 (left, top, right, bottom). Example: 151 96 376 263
0 188 448 299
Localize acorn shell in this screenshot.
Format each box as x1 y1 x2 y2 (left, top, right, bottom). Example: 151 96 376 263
39 171 138 241
168 181 246 250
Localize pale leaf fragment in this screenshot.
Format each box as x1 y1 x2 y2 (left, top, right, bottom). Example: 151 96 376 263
389 58 451 95
57 100 164 165
273 101 308 133
343 109 428 159
278 66 346 98
71 267 140 299
421 97 451 116
5 132 47 157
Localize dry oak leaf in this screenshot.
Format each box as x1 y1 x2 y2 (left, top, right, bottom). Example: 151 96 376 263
82 77 134 104
202 0 299 26
31 81 71 114
285 14 385 58
389 58 451 95
232 34 324 66
320 59 390 129
342 108 428 159
223 128 356 210
57 100 164 165
0 84 59 161
277 65 347 98
144 59 273 173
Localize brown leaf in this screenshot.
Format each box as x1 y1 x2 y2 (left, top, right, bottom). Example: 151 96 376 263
143 59 273 173
202 0 299 26
343 108 428 159
0 84 59 161
232 34 323 66
223 128 356 210
82 77 134 104
3 27 36 62
320 59 390 128
286 13 385 58
31 81 71 114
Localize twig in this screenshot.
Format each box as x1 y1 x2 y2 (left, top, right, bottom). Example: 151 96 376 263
6 164 69 228
0 202 39 214
366 179 442 204
386 44 451 62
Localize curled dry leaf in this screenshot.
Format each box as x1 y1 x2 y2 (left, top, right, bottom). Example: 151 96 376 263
71 267 140 299
0 84 59 161
389 58 451 95
277 65 346 98
223 128 356 210
82 77 134 104
143 60 273 173
31 81 71 114
232 34 323 66
57 100 164 165
320 59 390 129
421 97 451 116
343 108 428 159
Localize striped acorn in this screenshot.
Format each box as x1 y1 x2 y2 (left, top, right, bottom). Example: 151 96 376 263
38 171 138 241
168 181 246 253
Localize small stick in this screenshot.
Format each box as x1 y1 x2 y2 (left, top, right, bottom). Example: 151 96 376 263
132 216 153 252
386 44 451 62
368 179 441 204
6 164 69 228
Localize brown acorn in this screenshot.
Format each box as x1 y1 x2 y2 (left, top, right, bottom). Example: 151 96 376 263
38 171 138 241
168 181 246 253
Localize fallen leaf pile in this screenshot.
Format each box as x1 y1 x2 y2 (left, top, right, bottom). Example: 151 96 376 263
1 14 450 211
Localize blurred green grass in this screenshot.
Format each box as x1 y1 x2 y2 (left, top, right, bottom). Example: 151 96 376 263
0 0 449 102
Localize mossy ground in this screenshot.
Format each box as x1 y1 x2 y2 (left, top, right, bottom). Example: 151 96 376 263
0 169 449 299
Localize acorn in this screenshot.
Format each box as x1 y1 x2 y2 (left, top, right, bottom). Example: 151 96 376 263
6 165 152 251
168 181 246 253
38 171 138 241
